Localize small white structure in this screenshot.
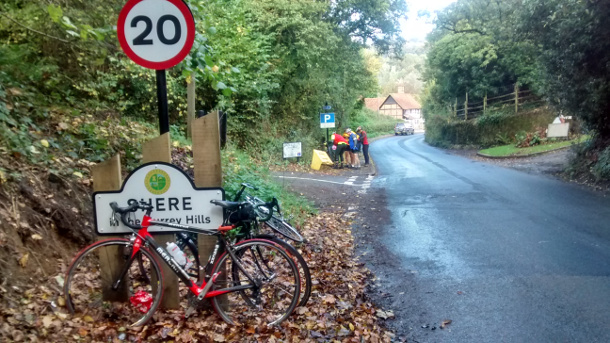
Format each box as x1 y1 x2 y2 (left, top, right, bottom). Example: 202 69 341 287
547 123 570 138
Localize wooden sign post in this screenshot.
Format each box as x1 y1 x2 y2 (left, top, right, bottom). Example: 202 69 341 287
91 155 127 301
192 111 223 289
141 133 180 309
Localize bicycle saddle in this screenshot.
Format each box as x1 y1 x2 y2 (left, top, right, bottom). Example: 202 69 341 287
210 200 243 210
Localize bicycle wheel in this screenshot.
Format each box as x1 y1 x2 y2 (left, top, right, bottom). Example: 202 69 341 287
64 238 163 327
209 239 300 327
264 216 304 243
255 234 311 307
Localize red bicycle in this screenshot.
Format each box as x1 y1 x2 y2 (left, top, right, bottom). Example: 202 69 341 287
64 199 300 327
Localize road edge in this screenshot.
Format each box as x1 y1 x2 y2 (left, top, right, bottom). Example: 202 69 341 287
367 134 393 176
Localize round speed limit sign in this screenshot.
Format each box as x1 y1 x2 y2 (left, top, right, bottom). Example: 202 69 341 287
117 0 195 70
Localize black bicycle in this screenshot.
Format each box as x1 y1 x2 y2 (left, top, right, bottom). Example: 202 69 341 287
64 199 300 327
177 183 312 307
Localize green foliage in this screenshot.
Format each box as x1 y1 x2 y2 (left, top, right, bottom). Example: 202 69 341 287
423 0 539 112
479 137 586 157
494 133 512 146
514 130 528 148
378 52 425 96
0 0 404 180
423 0 610 180
347 108 396 138
221 144 315 222
514 128 547 148
192 0 392 149
519 0 610 139
425 107 555 148
327 0 407 52
592 147 610 181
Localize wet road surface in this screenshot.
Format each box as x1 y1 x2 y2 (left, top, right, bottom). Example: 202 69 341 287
365 134 610 342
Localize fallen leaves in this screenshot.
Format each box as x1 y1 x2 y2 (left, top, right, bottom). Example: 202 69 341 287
375 309 395 320
440 319 452 329
42 316 53 328
322 294 336 304
0 211 396 342
18 253 29 268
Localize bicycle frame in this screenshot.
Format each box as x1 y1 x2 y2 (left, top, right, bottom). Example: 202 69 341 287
119 214 255 300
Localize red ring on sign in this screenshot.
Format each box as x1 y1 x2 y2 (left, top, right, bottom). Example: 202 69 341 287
117 0 195 70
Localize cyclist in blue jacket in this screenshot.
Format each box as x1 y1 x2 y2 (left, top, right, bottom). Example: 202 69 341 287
346 128 361 168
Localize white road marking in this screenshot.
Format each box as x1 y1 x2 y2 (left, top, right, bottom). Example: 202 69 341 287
274 175 359 186
359 175 373 194
344 176 358 185
274 175 375 194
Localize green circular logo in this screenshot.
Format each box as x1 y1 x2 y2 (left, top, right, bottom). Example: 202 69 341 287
145 169 171 195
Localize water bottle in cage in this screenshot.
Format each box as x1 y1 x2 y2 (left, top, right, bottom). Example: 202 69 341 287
166 242 193 270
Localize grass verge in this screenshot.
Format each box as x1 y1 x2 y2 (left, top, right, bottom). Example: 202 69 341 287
479 136 588 157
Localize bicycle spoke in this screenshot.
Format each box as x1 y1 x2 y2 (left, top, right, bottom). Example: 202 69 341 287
64 240 163 327
210 240 299 327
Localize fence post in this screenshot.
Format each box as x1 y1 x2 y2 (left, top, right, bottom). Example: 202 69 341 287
142 133 180 309
91 155 127 301
191 111 223 296
464 92 469 120
514 83 519 113
187 75 196 139
483 92 487 115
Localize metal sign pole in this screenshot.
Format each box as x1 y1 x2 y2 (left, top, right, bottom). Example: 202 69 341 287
156 69 170 135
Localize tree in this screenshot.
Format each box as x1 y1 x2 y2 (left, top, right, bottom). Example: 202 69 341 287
423 0 539 113
327 0 407 52
520 0 610 142
377 51 425 96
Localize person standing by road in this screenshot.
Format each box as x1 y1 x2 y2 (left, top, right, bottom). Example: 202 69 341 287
346 128 361 168
356 126 370 166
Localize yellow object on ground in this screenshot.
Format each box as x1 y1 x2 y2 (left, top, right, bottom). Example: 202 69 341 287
311 149 334 170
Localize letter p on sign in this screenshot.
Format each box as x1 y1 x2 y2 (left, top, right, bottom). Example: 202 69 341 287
320 112 335 128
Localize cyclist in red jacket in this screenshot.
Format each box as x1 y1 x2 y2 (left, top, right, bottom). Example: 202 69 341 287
331 132 349 168
356 126 370 166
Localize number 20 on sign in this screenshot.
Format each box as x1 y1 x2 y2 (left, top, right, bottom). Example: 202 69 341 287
117 0 195 70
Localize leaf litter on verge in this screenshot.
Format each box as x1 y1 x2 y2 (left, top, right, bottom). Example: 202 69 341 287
0 212 395 342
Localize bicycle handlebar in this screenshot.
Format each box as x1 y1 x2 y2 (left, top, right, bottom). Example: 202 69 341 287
233 182 259 201
242 183 258 191
109 201 154 231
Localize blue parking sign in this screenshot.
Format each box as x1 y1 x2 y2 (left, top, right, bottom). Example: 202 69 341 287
320 113 335 128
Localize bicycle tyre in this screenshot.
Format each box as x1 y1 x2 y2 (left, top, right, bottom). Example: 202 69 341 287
254 234 311 307
264 216 304 243
64 238 164 327
209 239 300 327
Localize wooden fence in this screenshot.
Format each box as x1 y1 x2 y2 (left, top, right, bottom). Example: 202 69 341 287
453 84 544 120
91 112 222 309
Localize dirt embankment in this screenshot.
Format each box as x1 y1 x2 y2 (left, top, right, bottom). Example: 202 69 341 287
0 159 95 291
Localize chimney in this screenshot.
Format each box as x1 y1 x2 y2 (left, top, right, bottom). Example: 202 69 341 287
397 86 405 93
